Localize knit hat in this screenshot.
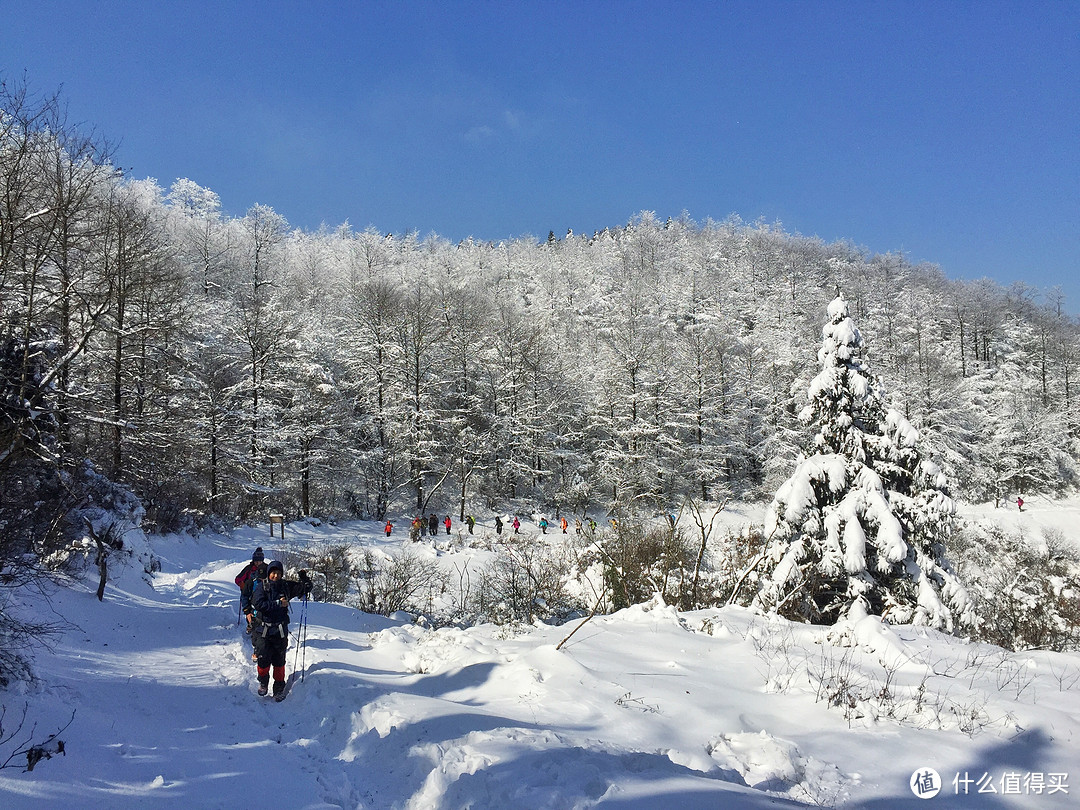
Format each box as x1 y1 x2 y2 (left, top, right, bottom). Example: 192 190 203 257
252 546 264 562
267 560 284 577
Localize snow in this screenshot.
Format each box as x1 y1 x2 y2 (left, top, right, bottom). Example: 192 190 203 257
2 507 1079 809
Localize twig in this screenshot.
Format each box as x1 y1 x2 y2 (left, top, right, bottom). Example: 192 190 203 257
556 585 607 651
0 706 75 772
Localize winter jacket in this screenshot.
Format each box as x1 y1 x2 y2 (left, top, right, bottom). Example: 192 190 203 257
252 576 311 637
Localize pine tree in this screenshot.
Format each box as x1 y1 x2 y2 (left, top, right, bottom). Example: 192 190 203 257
752 294 973 630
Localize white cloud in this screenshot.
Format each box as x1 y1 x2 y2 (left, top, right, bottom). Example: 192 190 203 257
464 125 497 143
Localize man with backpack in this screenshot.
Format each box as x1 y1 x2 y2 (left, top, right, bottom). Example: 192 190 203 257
251 560 313 701
235 547 266 661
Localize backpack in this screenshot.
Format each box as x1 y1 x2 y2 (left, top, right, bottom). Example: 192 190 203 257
235 561 257 590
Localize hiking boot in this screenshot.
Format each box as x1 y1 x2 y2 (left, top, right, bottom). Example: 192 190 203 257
258 679 269 696
274 691 286 702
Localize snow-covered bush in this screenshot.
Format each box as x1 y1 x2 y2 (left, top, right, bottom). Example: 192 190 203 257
951 523 1080 652
709 525 768 607
353 547 446 617
472 539 579 624
289 541 357 602
588 522 698 610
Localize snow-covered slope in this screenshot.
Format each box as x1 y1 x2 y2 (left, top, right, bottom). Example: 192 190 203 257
1 510 1077 809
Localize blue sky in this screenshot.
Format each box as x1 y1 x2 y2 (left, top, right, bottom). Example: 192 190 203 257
5 1 1078 311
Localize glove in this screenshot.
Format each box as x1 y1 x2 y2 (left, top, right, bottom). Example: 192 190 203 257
298 569 313 596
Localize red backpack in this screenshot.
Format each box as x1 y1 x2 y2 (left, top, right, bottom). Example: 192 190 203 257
235 561 257 590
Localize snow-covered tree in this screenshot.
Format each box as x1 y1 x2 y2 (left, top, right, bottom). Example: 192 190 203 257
752 294 973 630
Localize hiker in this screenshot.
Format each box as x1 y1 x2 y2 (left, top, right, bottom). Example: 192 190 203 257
575 518 582 535
428 513 439 537
385 520 393 537
465 514 475 534
251 561 313 701
1017 496 1024 512
560 517 568 534
444 515 452 534
235 547 266 659
512 516 521 534
494 515 503 535
410 516 423 541
539 517 549 534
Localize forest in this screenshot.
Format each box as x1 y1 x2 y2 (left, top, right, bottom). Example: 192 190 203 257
3 82 1079 550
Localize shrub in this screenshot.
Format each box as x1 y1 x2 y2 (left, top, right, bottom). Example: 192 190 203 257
287 541 358 602
472 539 579 624
353 547 445 616
596 522 697 610
952 524 1080 652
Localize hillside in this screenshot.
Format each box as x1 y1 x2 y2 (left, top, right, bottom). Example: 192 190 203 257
1 505 1077 809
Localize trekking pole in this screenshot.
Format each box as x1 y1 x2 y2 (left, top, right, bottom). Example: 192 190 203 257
292 594 303 673
299 592 309 682
292 592 309 681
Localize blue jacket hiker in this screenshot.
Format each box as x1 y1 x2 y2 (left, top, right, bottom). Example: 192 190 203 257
251 560 312 701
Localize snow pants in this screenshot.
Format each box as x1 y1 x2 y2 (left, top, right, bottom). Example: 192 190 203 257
255 628 288 696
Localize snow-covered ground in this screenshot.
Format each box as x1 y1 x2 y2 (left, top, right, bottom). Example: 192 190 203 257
1 503 1078 809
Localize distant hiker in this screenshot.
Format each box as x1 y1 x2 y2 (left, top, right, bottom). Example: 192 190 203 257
588 518 597 532
466 515 476 534
410 517 423 541
539 517 548 534
575 518 582 535
235 547 265 596
512 516 521 534
444 515 452 534
235 547 266 660
243 562 269 659
385 520 393 537
668 514 677 529
494 515 504 535
428 513 439 537
1017 496 1025 512
251 561 313 701
560 517 568 534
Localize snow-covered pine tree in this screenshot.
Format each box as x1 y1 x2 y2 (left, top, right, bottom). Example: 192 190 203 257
752 293 973 630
